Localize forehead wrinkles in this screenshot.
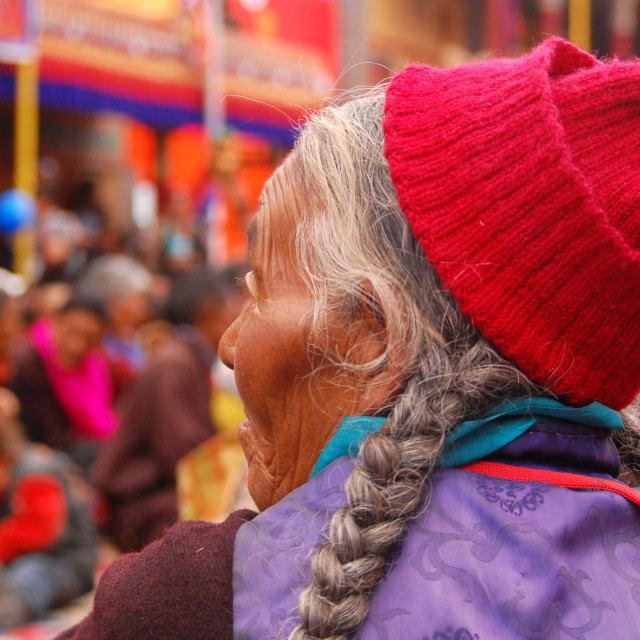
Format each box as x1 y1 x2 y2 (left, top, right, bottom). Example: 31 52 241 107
257 167 305 283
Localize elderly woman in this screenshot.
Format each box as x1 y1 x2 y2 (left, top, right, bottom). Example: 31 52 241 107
57 38 640 640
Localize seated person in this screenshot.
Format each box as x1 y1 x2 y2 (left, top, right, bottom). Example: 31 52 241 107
10 294 117 476
0 408 97 629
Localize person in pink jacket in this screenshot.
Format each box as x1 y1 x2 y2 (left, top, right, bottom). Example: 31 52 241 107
11 294 117 476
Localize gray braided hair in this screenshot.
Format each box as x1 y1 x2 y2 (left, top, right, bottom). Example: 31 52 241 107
283 89 545 639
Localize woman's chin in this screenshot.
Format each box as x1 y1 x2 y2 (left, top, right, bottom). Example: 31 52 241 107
236 418 277 510
236 418 257 452
237 419 251 445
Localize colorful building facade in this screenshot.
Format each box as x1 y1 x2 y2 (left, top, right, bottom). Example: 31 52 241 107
0 0 340 265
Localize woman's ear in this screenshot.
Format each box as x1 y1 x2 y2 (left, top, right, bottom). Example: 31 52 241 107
339 281 404 415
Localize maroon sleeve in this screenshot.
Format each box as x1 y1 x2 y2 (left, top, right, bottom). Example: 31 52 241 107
145 354 217 474
55 509 257 640
92 343 214 499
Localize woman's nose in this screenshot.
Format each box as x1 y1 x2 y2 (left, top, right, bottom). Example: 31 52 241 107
218 315 240 370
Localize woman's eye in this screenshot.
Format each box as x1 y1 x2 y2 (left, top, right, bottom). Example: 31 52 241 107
245 272 259 301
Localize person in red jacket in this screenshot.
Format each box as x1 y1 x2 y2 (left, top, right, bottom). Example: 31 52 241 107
0 412 97 629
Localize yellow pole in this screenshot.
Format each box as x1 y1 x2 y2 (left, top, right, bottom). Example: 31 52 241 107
568 0 592 51
13 60 39 280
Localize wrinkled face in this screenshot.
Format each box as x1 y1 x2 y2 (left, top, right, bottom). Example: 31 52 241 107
54 309 104 369
219 166 369 511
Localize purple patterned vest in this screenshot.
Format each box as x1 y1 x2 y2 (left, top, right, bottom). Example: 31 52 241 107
233 423 640 639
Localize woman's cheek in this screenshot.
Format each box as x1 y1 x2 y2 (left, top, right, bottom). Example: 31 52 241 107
232 318 263 404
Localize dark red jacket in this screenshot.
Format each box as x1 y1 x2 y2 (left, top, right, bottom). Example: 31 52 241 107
56 509 256 640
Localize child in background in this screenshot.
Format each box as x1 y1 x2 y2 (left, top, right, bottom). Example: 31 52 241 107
0 410 97 629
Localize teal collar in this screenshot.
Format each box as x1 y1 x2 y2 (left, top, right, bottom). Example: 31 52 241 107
310 397 623 478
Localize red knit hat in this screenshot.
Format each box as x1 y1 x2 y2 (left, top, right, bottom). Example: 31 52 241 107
383 38 640 410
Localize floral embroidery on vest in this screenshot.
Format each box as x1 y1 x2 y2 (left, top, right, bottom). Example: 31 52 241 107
474 476 550 516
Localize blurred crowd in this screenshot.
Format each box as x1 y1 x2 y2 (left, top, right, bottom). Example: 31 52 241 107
0 163 252 629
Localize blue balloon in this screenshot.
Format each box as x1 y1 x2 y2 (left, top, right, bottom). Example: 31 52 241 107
0 189 36 233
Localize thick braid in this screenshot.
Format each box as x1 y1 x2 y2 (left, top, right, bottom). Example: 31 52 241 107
290 382 434 639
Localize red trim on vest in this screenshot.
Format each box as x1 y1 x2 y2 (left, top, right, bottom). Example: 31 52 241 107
461 461 640 507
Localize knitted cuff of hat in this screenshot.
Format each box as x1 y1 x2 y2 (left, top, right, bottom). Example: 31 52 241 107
384 37 640 410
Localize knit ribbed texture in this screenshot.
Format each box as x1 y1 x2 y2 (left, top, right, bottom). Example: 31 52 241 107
384 38 640 410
